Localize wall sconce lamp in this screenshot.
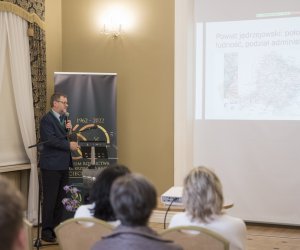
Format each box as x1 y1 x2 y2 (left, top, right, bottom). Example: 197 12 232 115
97 5 136 39
101 8 125 39
102 21 122 39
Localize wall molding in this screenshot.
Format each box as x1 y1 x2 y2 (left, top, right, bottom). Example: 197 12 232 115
0 163 31 173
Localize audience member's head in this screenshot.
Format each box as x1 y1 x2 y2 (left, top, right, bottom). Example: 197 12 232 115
90 164 130 221
0 175 26 250
183 166 224 223
110 173 157 226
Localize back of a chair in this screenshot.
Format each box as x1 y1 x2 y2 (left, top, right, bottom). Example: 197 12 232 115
55 217 114 250
161 226 230 250
23 218 33 250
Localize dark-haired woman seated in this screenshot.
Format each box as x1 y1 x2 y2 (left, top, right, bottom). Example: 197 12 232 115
74 164 130 226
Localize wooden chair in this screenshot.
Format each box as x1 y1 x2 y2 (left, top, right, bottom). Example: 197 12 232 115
54 217 114 250
23 218 33 250
161 225 230 250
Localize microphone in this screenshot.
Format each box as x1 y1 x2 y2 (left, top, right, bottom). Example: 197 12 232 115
65 112 71 134
65 112 77 142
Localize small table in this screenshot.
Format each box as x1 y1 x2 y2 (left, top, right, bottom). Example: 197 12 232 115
156 198 234 212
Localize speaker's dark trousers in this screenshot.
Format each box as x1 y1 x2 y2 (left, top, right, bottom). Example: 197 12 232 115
41 169 69 231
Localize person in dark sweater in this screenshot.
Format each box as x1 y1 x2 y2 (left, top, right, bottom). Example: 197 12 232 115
91 173 183 250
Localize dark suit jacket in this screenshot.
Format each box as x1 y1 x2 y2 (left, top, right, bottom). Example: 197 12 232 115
39 111 73 170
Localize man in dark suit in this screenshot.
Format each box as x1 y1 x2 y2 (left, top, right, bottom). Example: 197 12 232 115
39 92 79 242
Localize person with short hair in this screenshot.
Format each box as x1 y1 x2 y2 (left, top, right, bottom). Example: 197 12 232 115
92 174 183 250
74 164 130 226
39 92 79 242
0 175 26 250
169 166 247 250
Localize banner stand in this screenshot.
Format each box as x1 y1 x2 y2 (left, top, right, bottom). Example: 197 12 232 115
54 72 117 219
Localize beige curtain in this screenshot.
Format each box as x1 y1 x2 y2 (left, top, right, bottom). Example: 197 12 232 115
0 0 47 140
0 0 46 224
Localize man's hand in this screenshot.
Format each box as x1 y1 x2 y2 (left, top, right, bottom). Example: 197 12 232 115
70 141 79 151
66 120 72 130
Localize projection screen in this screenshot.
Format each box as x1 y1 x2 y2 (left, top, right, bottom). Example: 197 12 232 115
193 0 300 225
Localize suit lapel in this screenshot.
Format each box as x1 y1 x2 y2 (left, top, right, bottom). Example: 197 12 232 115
48 111 67 134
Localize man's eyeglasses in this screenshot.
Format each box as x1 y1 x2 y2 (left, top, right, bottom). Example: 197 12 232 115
56 100 68 105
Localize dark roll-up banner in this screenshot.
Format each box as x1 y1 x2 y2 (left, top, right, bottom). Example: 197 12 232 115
54 72 117 217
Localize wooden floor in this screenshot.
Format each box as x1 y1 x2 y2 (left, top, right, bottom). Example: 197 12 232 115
245 223 300 250
31 223 300 250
